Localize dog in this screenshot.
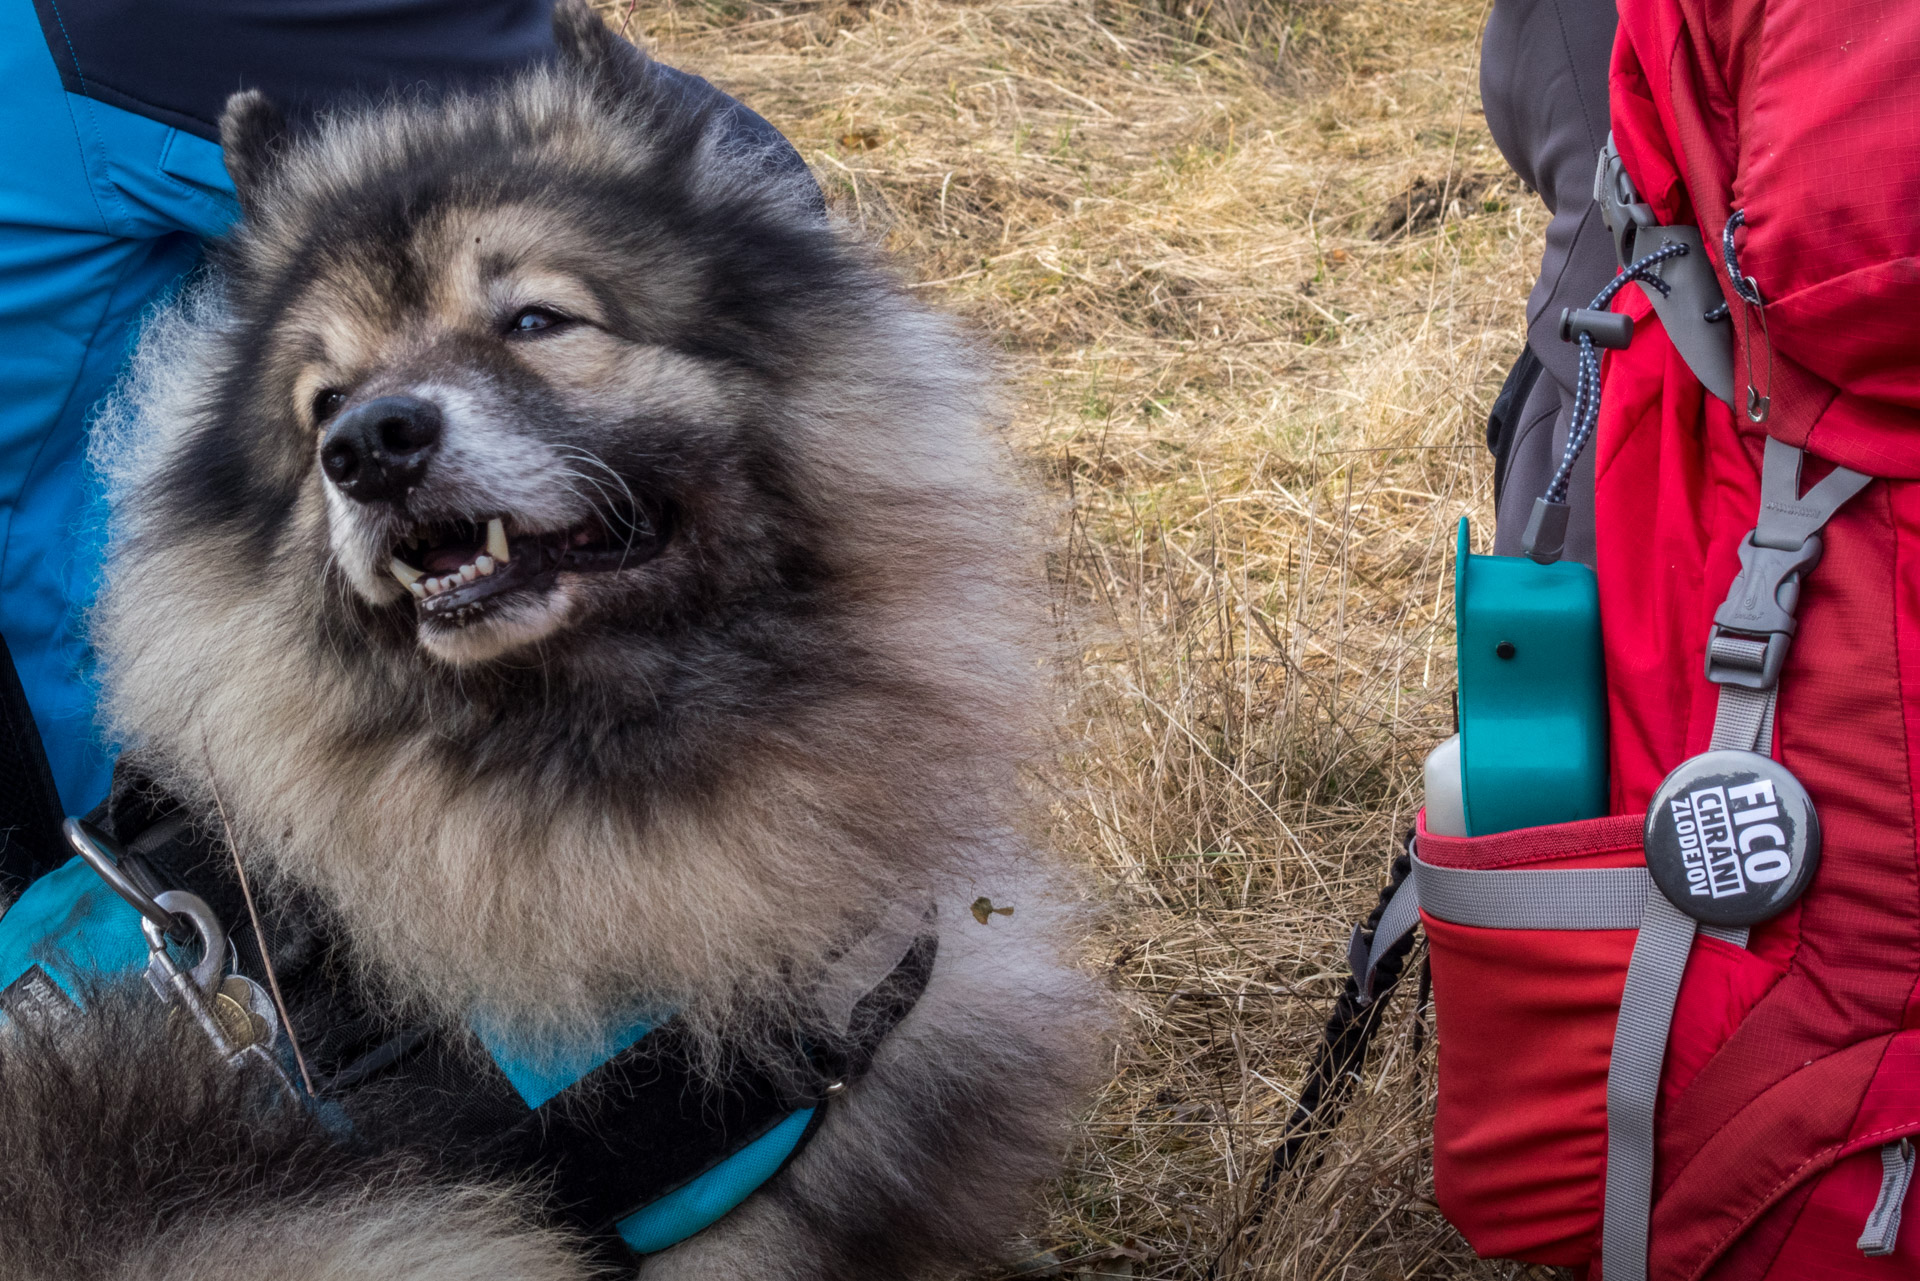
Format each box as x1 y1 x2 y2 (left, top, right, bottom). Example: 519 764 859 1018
62 4 1106 1277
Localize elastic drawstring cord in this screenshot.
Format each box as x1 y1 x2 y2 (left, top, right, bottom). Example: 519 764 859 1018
1722 209 1763 305
1544 241 1687 505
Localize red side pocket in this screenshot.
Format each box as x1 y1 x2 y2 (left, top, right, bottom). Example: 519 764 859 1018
1422 813 1647 1267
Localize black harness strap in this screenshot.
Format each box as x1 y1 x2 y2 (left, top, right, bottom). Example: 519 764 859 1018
330 932 937 1241
0 633 69 898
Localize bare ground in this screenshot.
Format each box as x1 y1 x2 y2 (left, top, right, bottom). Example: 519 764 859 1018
601 0 1557 1274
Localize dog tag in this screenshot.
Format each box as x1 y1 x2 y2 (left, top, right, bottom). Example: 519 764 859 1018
1644 749 1820 927
210 975 276 1051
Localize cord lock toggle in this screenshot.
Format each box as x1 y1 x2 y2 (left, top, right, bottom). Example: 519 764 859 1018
1560 307 1634 350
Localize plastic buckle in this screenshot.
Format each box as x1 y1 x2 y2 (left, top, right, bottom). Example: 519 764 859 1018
1595 136 1656 268
1704 531 1824 690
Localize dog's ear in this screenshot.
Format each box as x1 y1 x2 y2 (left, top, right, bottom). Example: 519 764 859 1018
220 90 289 215
552 0 653 96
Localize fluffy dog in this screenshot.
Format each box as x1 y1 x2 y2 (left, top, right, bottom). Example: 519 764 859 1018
79 4 1105 1277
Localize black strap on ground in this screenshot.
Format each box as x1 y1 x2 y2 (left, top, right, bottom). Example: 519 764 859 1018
1210 832 1419 1274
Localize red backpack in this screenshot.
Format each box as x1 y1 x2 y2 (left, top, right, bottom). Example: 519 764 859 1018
1326 4 1920 1277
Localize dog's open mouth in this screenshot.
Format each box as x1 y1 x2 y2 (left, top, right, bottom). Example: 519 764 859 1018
386 505 666 624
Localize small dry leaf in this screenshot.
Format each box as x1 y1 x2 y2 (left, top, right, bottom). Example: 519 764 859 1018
970 896 1015 924
839 126 884 150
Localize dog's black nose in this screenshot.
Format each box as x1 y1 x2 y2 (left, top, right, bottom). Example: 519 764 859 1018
320 396 443 504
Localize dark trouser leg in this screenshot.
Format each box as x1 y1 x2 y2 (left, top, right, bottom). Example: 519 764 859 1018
1479 0 1618 566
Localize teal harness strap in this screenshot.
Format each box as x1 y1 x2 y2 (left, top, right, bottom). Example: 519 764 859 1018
476 1015 821 1254
615 1106 820 1253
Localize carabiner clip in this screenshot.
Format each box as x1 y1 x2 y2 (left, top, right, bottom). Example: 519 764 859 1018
63 817 190 944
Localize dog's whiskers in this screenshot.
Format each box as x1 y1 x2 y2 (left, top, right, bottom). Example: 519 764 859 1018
553 446 646 567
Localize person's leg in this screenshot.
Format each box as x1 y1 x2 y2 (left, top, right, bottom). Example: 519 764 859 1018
1480 0 1618 565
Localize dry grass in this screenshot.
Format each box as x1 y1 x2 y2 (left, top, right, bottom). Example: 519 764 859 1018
600 0 1554 1274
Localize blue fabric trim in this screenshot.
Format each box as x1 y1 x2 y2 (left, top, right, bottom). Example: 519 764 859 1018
155 126 241 215
616 1106 815 1254
474 1010 663 1109
0 854 149 1004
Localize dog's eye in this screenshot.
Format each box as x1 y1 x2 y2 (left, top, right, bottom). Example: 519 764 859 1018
506 307 568 337
312 389 346 423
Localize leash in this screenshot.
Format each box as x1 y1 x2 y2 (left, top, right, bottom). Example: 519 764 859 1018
1210 834 1420 1274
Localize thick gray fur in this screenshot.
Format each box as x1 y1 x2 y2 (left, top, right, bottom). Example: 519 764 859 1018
0 988 592 1281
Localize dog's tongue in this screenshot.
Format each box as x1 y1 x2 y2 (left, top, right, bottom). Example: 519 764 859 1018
420 541 483 574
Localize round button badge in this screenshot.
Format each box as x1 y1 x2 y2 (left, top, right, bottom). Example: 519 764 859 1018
1643 749 1821 928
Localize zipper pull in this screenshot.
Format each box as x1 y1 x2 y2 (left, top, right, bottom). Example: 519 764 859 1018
1858 1137 1915 1257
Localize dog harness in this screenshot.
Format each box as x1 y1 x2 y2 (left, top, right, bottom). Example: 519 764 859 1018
0 773 937 1260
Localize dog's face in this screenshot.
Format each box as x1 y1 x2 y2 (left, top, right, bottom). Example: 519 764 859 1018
193 27 840 672
288 200 706 664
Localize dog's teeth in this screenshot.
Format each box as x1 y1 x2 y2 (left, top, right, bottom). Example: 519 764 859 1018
460 564 478 582
487 518 510 564
408 581 427 600
475 555 495 576
388 557 423 587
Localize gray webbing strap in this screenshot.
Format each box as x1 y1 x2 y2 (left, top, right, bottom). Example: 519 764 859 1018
1707 636 1776 754
1356 872 1424 1005
1600 437 1869 1281
1355 857 1659 1002
1602 893 1698 1281
1857 1139 1915 1258
1412 856 1650 930
1751 437 1873 550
